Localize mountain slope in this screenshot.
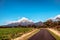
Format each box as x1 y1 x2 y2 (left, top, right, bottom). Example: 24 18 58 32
7 17 34 26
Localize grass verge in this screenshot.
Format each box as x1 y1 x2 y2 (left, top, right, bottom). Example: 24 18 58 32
48 29 60 40
13 29 40 40
26 29 40 40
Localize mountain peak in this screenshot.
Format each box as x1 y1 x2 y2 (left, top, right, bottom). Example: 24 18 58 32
6 17 34 26
20 17 28 20
47 15 60 21
54 15 60 19
18 17 33 22
6 17 33 25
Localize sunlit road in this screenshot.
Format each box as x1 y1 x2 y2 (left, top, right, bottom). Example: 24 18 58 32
28 29 56 40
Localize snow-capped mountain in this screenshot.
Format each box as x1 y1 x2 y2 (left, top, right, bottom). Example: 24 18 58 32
55 15 60 21
48 15 60 21
7 17 34 26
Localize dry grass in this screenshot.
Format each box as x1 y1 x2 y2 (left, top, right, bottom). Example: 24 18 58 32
13 29 40 40
47 28 60 40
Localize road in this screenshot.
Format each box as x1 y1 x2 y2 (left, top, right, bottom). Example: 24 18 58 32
28 29 56 40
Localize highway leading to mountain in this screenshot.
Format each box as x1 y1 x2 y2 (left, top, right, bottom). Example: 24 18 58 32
28 29 56 40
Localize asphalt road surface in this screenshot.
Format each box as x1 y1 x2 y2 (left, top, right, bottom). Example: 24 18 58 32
28 29 56 40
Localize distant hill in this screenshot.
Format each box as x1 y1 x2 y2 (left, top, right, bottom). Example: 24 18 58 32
6 17 34 26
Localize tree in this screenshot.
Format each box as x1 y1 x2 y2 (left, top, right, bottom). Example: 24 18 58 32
44 19 54 28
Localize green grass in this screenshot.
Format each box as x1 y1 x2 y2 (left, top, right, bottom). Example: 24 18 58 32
48 29 60 40
0 28 33 40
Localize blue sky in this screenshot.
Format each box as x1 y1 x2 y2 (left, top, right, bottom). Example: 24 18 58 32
0 0 60 25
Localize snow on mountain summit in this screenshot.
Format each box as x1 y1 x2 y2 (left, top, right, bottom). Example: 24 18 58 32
17 17 33 23
47 15 60 21
6 17 33 26
53 15 60 19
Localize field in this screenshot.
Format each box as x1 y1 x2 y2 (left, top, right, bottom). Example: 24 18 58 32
0 28 33 40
